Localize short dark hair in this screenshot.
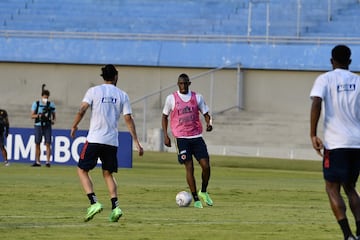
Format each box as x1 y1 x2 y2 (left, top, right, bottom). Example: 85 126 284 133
101 64 118 80
331 45 351 64
41 84 50 96
178 73 190 82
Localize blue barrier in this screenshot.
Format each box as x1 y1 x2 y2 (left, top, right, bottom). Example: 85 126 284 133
5 127 133 168
1 37 360 71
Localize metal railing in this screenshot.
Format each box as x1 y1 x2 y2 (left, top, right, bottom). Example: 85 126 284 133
1 0 360 43
1 30 360 45
247 0 360 38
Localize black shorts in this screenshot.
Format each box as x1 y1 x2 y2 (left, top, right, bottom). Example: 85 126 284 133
0 132 5 147
78 141 118 173
323 148 360 183
175 137 209 164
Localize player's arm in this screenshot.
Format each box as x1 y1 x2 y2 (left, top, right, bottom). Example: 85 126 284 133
124 114 144 156
310 96 323 157
31 111 40 120
197 94 212 132
30 103 39 120
162 95 173 147
70 102 89 138
51 112 56 125
162 114 171 147
51 103 56 124
203 112 213 132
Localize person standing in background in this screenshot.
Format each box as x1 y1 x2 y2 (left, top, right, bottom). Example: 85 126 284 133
0 109 10 166
30 84 56 167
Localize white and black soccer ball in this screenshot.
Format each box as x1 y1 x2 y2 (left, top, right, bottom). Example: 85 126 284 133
175 191 192 207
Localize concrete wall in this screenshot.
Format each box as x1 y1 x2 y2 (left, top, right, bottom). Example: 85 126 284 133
243 69 320 115
0 62 333 159
0 62 322 128
0 62 239 127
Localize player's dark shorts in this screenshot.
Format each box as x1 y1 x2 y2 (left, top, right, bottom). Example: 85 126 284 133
34 125 52 144
78 141 118 173
323 148 360 183
175 137 209 164
0 132 5 147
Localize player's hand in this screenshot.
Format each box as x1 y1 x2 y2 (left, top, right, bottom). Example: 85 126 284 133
164 136 171 147
70 126 78 139
136 143 144 156
311 136 323 157
206 125 213 132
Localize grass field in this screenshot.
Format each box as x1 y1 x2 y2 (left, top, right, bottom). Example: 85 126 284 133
0 151 349 239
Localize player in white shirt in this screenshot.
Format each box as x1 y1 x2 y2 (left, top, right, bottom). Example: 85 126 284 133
71 64 143 223
310 45 360 240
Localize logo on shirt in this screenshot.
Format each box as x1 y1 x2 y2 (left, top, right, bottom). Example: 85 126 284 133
337 84 356 92
177 106 196 115
101 97 117 103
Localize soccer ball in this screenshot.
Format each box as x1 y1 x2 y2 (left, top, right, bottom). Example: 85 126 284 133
175 191 192 207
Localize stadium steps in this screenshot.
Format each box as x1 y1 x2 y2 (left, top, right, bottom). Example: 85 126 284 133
7 103 311 148
129 107 312 150
133 107 316 160
6 103 316 159
1 0 359 37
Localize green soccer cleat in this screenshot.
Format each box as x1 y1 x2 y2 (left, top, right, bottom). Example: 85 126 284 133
194 200 203 208
198 191 213 206
84 202 103 222
109 206 123 222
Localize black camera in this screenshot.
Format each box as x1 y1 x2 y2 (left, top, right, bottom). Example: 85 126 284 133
39 105 54 126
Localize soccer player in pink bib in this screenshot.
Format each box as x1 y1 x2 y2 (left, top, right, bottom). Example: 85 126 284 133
162 73 213 208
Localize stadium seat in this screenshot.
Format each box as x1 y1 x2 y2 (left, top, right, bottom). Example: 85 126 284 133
0 0 359 70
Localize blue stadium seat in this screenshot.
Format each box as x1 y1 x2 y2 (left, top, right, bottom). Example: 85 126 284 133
0 0 359 70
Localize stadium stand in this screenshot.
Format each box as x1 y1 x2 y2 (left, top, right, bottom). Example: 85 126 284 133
0 0 357 35
0 0 360 70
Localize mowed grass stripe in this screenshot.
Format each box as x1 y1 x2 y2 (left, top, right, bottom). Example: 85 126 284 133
0 151 344 240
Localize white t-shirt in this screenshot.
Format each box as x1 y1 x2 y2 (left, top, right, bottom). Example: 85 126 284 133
310 68 360 149
162 90 209 138
82 84 132 146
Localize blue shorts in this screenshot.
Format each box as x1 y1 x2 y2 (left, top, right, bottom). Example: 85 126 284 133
34 125 52 144
175 137 209 164
78 141 118 173
323 148 360 184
